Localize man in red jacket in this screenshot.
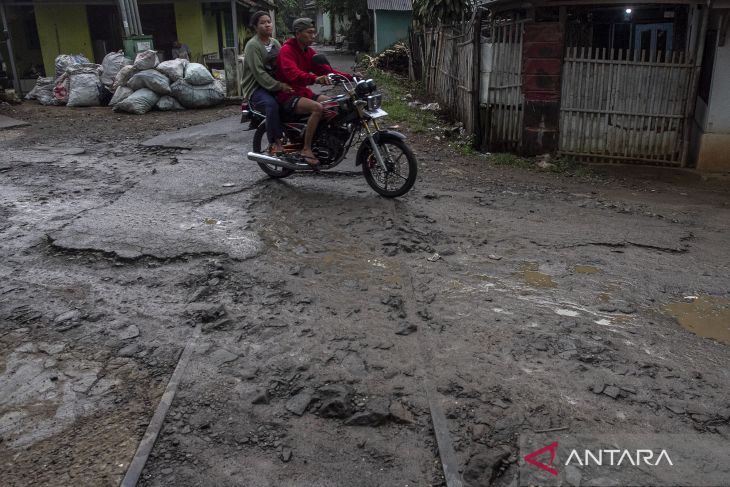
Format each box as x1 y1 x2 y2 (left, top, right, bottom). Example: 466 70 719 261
276 18 351 165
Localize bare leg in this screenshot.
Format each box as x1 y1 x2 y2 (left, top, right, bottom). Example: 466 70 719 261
294 97 324 164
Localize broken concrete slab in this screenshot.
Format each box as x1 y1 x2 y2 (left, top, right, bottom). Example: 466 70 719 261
48 160 264 260
0 114 30 130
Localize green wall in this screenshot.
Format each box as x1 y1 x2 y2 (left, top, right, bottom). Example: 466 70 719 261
375 10 411 53
34 3 93 77
175 1 222 61
201 9 218 55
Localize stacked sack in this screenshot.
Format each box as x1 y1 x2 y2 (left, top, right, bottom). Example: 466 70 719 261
24 77 56 105
25 52 131 107
111 50 225 115
25 53 92 106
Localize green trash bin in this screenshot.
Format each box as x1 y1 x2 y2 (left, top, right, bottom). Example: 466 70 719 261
123 36 155 60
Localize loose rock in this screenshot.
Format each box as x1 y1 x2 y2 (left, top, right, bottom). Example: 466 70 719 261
603 386 620 399
251 390 269 405
388 401 414 424
280 448 292 462
118 325 140 340
286 388 314 416
463 448 510 487
395 322 417 336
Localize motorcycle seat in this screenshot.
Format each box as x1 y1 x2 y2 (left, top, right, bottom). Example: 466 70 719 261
280 110 309 123
248 101 309 123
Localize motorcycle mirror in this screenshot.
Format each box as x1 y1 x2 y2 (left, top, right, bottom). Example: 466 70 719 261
311 54 330 66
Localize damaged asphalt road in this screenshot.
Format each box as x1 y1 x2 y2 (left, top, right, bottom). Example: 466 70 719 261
1 104 729 487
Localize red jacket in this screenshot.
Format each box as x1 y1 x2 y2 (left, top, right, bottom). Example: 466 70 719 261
275 38 351 104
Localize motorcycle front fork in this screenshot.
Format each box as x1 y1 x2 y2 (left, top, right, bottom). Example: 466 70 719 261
363 120 390 172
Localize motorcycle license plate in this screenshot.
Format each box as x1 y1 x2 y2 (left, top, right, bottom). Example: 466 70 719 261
365 108 388 119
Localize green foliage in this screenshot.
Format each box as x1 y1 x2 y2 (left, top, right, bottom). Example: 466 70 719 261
413 0 475 24
450 135 478 156
365 67 438 133
490 153 533 169
274 0 301 37
547 157 593 176
316 0 368 18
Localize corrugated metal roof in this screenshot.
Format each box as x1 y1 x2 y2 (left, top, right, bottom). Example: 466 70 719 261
367 0 413 11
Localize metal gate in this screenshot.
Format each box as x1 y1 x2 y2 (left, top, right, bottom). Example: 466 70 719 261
559 47 693 166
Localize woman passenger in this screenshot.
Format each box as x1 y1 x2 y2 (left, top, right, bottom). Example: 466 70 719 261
241 11 293 154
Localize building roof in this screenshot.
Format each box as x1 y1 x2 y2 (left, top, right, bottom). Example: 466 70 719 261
367 0 413 11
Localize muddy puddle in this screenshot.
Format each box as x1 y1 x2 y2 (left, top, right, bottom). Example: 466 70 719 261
666 295 730 345
575 265 601 274
517 262 556 288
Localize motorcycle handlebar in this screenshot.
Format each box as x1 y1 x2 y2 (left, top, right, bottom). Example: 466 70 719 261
326 74 362 90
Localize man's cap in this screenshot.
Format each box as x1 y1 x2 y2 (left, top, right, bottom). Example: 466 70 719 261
292 17 315 33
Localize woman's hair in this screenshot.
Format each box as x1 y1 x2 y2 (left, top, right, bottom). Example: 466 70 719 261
250 11 271 28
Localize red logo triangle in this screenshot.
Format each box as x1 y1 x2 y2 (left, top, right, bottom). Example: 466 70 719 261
524 441 559 476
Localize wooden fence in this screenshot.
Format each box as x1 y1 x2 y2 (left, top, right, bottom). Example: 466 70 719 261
483 20 525 151
412 20 698 166
422 24 478 133
559 47 693 165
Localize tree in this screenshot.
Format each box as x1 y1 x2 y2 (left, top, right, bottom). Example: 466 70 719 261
315 0 368 19
412 0 475 25
274 0 301 38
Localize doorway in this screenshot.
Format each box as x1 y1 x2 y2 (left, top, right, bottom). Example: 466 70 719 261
138 4 177 61
634 22 674 56
87 5 124 63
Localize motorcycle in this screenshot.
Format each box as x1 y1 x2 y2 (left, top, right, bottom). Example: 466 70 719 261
242 55 418 198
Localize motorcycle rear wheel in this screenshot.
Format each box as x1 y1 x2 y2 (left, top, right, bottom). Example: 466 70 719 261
252 122 295 179
361 138 417 198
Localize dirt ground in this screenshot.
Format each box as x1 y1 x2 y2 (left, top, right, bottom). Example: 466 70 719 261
1 101 729 487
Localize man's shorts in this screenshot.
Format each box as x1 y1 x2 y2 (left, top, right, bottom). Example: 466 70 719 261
282 94 321 116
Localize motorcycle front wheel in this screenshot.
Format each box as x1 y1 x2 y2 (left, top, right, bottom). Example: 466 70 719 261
252 122 294 179
361 138 418 198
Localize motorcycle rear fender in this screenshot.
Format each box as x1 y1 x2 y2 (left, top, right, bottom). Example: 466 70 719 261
355 130 406 166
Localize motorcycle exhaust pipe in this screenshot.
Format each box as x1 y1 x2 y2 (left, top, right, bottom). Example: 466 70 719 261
247 152 309 171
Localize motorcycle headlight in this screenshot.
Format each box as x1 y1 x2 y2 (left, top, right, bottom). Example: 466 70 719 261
366 94 382 111
355 80 370 97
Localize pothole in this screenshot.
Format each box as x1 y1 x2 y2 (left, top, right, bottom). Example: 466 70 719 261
666 295 730 345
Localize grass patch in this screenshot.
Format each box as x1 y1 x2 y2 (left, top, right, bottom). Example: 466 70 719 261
490 153 533 169
449 135 481 157
548 157 593 176
365 68 439 133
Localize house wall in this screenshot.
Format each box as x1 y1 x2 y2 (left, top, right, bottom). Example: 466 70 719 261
323 13 332 42
34 3 93 78
201 9 218 55
374 10 411 52
695 13 730 173
703 42 730 132
695 40 730 173
174 1 220 61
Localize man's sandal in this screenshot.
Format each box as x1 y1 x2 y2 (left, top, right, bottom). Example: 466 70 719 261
301 155 320 167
